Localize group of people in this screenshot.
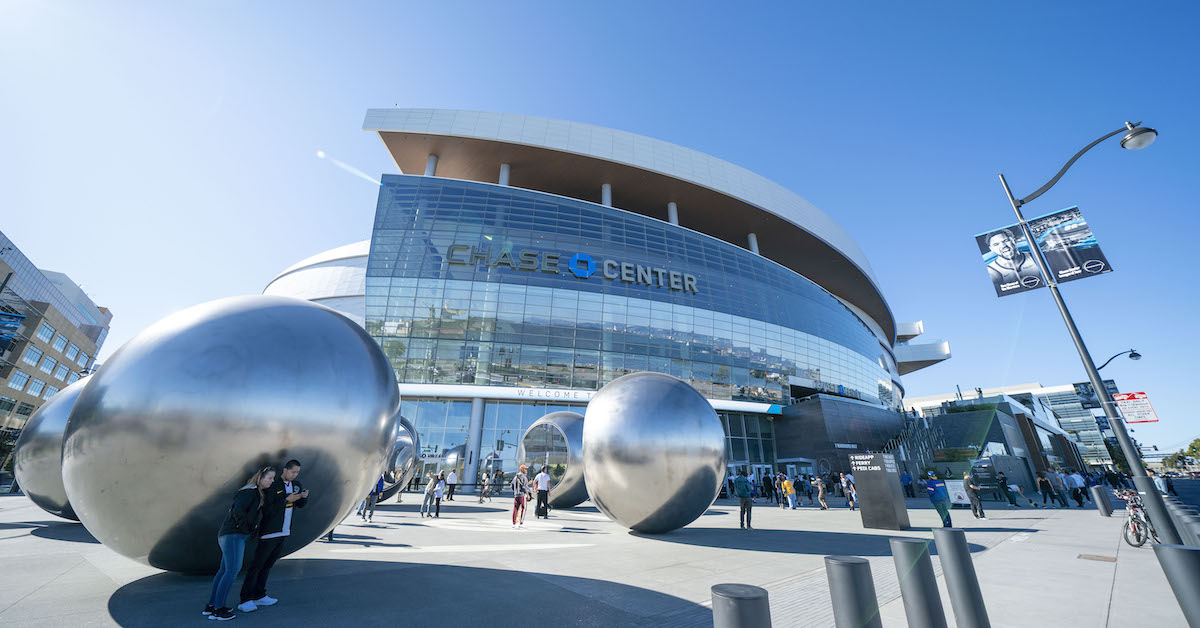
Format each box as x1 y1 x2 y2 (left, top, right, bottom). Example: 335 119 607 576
205 460 308 621
728 469 861 529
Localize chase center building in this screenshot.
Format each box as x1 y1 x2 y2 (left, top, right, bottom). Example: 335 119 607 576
265 109 948 484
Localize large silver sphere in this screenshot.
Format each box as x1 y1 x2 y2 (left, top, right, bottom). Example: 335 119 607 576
583 372 727 534
13 377 91 521
380 414 419 500
61 296 400 573
518 411 587 508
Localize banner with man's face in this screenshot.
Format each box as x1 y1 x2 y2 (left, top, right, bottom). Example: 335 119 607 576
975 227 1045 297
977 206 1112 298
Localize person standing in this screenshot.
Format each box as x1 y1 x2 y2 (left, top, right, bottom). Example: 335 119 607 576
734 469 753 530
782 475 797 510
995 472 1018 506
964 471 986 520
1036 472 1057 508
803 475 814 506
432 472 445 517
927 471 952 528
419 471 437 517
446 469 457 501
533 465 552 519
238 460 308 613
511 464 531 529
362 475 385 523
840 473 856 511
900 470 915 498
203 466 273 620
812 475 828 510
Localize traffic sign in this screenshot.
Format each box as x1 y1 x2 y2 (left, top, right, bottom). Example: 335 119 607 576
1113 392 1159 423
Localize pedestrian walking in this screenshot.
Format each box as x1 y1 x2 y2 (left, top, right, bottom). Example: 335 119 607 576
446 469 457 501
840 473 856 511
900 470 915 498
926 471 952 528
478 472 491 503
419 472 436 517
238 459 308 614
734 469 753 529
812 475 828 510
1069 470 1087 506
511 464 531 529
803 475 814 505
361 475 384 523
203 466 273 620
533 465 552 519
996 472 1019 506
963 471 986 520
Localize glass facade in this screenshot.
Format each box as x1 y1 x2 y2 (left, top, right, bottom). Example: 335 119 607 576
401 397 775 485
367 176 899 407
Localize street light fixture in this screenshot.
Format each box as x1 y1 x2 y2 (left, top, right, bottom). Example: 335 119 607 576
996 121 1181 545
1097 349 1142 370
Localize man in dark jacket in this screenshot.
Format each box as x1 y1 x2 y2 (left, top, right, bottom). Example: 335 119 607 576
239 459 308 613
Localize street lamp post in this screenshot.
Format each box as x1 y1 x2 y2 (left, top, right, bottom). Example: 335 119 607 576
997 121 1181 544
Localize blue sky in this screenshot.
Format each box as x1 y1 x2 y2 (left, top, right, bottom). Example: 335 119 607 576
2 2 1198 452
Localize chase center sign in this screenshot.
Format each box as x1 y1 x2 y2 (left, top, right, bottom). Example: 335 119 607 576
447 243 700 293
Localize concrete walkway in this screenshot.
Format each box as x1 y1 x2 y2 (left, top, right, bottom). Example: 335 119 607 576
0 488 1186 627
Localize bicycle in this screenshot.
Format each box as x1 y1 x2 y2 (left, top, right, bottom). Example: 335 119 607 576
1114 488 1160 547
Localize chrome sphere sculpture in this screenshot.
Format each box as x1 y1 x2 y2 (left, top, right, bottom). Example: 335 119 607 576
518 411 587 508
582 372 727 533
61 296 400 573
380 414 419 500
13 377 91 521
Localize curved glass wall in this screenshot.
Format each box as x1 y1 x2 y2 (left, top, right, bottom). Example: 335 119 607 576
367 175 900 407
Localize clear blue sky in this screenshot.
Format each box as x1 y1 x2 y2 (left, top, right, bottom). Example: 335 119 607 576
3 2 1198 452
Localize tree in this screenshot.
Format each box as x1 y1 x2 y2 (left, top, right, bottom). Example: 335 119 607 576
1106 440 1131 475
1163 451 1185 469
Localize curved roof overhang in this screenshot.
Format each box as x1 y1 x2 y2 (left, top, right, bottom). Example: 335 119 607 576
364 110 895 344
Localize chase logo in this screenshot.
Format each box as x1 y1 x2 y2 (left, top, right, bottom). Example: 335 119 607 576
568 253 596 278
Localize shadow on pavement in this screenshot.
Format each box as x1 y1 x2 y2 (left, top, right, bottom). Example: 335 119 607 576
635 527 986 556
373 504 508 515
108 558 705 627
906 526 1032 534
30 521 99 543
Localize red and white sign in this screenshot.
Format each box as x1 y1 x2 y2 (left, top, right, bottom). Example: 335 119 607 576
1114 392 1159 423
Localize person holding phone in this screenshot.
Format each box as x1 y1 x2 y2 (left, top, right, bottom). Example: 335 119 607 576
203 466 274 620
239 459 308 613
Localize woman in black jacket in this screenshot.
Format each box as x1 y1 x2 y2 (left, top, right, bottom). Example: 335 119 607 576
204 466 274 621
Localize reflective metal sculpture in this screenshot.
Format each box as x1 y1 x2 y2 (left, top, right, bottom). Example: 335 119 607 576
380 414 419 500
582 372 727 534
13 377 90 521
518 411 587 508
61 296 400 573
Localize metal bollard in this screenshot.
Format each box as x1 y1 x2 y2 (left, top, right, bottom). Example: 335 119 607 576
890 538 949 628
1089 486 1112 516
1153 544 1200 627
711 583 772 628
933 528 991 628
824 556 882 628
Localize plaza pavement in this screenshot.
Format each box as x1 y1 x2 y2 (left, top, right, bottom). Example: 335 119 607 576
0 485 1189 627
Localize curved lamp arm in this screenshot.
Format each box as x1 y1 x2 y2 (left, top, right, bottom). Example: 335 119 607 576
1096 349 1134 371
1016 122 1142 207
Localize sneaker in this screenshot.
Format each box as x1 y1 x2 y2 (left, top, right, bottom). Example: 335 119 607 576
254 596 277 606
746 525 753 530
236 601 256 613
210 607 236 621
203 605 215 616
980 516 988 520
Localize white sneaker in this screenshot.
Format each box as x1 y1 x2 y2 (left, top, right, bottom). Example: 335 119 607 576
237 601 257 613
254 595 277 606
980 516 988 520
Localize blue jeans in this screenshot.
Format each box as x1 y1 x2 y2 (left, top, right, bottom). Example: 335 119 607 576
207 533 249 608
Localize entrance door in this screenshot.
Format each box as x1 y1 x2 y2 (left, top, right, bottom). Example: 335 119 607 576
752 464 772 488
786 464 797 478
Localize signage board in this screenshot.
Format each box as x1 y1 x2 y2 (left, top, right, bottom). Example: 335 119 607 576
944 480 971 506
1073 379 1119 409
848 453 910 531
976 206 1112 298
1114 392 1159 423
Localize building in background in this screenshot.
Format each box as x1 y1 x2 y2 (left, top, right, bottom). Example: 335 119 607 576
0 231 112 466
907 382 1116 466
267 109 952 486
